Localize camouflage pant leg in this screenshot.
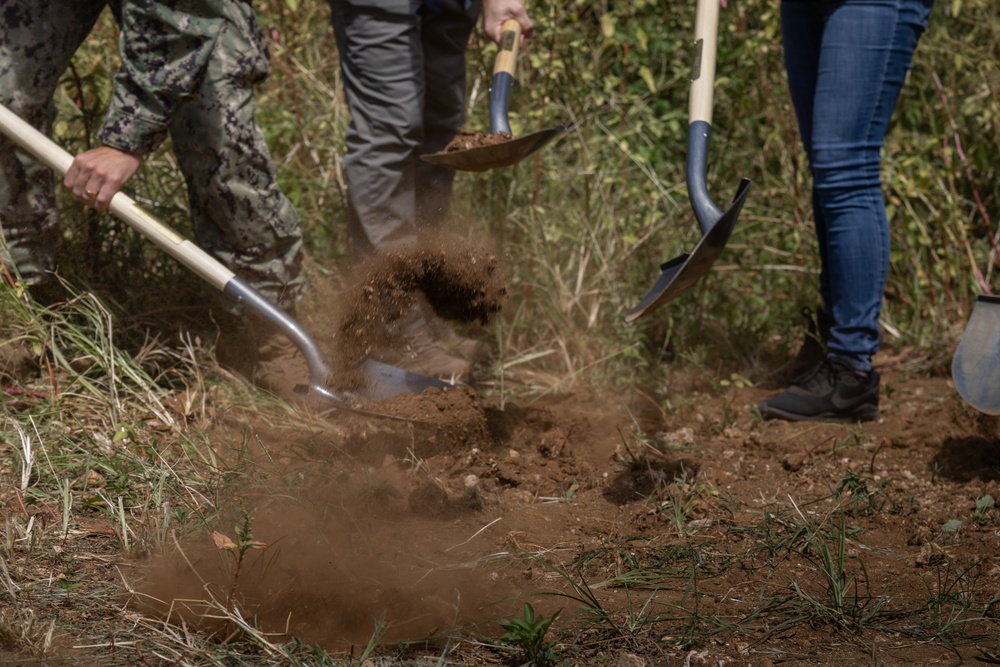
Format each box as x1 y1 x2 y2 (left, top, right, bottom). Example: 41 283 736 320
163 3 307 310
0 0 107 284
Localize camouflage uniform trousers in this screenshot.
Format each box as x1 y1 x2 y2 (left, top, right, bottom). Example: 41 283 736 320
0 0 307 310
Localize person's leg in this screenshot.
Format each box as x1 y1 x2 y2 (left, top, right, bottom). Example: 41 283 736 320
790 0 932 373
164 1 307 312
327 0 474 378
412 0 491 364
128 2 309 401
761 0 931 422
329 0 425 262
0 0 107 286
415 0 480 229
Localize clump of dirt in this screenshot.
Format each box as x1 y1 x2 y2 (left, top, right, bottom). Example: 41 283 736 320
366 385 490 455
440 130 513 153
327 236 507 388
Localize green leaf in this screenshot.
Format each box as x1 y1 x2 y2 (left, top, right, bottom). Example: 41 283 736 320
600 13 616 39
942 519 963 533
636 28 649 52
639 65 656 93
976 494 995 512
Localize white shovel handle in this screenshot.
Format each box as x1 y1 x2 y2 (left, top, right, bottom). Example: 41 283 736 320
0 102 234 291
689 0 720 126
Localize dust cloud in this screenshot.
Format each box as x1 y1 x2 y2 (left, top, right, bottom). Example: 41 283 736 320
135 440 522 649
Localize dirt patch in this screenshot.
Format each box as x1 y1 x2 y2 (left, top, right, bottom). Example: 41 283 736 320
10 337 1000 665
439 130 514 153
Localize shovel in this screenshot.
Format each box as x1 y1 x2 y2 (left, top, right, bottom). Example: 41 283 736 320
952 295 1000 414
624 0 751 323
0 101 450 410
420 19 565 172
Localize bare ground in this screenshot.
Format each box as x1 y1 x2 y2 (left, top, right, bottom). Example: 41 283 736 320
4 354 1000 666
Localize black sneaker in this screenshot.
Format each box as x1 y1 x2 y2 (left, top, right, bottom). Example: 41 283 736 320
760 357 879 423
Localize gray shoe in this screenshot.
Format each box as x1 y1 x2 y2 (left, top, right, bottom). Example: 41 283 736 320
430 317 490 362
400 307 471 381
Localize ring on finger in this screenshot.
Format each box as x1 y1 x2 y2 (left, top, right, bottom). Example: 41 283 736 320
85 189 97 197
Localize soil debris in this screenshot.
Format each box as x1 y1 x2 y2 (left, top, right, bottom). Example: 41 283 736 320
327 236 507 388
440 129 514 153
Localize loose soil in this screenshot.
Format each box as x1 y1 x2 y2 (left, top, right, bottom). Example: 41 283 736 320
438 130 514 154
322 236 507 391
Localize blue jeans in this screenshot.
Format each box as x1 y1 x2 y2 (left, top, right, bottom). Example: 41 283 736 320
781 0 932 372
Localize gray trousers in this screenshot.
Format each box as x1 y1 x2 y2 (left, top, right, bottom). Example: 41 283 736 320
328 0 481 262
0 0 306 309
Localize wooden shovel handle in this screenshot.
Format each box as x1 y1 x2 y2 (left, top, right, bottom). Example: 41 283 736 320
689 0 720 126
493 19 521 78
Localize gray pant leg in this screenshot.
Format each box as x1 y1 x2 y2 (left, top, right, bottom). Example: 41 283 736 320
415 0 480 229
330 0 477 262
165 2 306 310
0 0 107 284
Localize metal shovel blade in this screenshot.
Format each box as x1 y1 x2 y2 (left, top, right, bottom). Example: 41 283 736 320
420 19 563 172
360 359 453 401
625 177 750 323
952 295 1000 415
421 125 565 172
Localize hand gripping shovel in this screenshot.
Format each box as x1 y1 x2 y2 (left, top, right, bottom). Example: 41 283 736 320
421 19 565 172
624 0 751 323
952 295 1000 414
0 102 450 410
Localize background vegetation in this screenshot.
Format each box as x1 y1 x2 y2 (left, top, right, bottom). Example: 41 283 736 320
38 0 1000 389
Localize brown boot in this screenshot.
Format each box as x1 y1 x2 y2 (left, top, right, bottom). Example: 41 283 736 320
218 312 313 405
429 317 490 362
398 306 471 381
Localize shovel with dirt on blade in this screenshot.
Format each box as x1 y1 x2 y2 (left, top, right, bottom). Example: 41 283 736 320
625 0 751 323
0 101 453 418
421 19 565 172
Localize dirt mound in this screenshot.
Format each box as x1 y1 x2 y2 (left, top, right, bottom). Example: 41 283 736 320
363 385 490 456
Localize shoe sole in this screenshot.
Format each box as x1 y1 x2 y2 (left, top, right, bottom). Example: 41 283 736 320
761 405 879 424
